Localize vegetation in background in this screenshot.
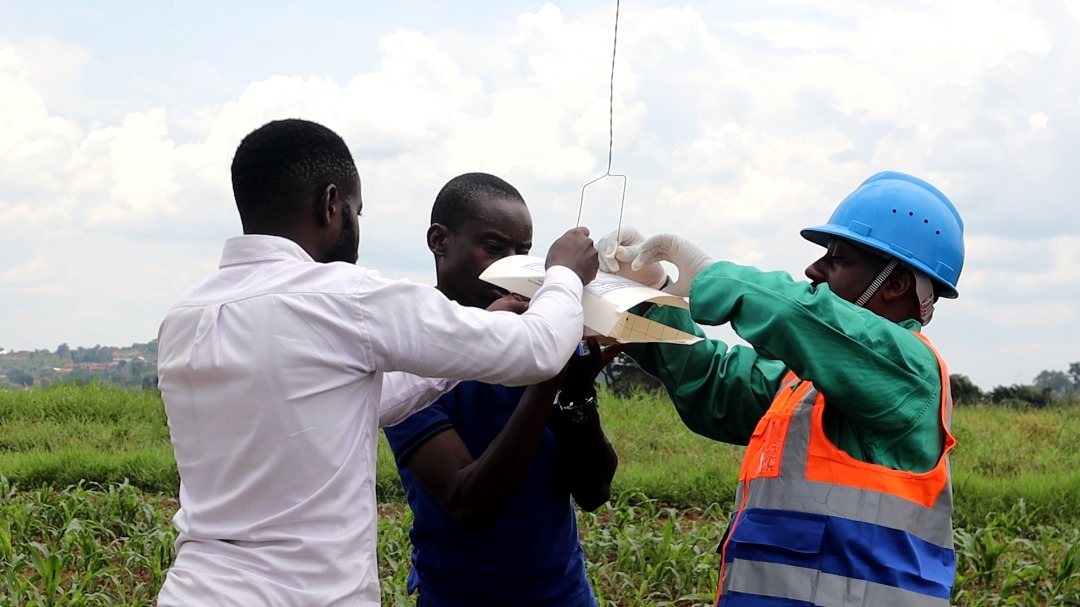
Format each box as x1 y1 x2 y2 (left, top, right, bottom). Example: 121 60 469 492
0 383 176 492
0 479 175 607
949 361 1080 408
2 382 1079 526
4 340 1078 410
1 480 1076 606
1 381 1078 605
0 341 158 390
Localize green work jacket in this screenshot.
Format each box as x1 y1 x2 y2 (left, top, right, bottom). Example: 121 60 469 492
626 261 946 473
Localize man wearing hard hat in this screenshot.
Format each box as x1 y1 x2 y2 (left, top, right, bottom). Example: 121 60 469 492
599 171 964 607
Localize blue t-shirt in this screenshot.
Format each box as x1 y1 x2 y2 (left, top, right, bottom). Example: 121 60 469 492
383 381 597 607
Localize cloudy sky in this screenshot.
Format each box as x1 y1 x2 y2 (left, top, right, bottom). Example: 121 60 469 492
2 0 1078 390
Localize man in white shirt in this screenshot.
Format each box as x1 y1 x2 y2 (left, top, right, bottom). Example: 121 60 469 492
155 118 598 607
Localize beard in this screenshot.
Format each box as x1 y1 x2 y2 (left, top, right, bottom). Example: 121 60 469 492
327 218 360 264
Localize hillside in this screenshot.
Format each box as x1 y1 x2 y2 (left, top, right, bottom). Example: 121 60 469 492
0 341 158 390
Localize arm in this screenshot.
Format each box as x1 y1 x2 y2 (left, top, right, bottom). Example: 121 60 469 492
377 295 529 427
359 265 584 386
685 262 941 434
624 304 786 445
598 231 785 443
363 226 597 387
395 376 564 531
378 373 457 428
549 338 622 511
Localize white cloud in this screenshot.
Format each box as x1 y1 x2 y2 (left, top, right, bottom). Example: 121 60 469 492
1 1 1077 391
0 47 83 196
1 255 55 286
77 109 180 226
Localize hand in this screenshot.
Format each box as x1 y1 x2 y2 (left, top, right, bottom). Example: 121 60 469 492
622 234 714 297
546 227 599 286
561 337 626 395
487 293 529 314
596 226 667 289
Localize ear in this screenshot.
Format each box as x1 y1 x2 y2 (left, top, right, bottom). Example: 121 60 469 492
880 266 915 302
427 223 450 257
316 184 339 227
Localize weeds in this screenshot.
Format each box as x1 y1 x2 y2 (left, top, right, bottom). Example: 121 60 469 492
0 478 176 607
2 385 1079 604
953 501 1080 605
3 479 1077 606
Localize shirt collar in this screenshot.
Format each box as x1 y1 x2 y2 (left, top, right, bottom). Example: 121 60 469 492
219 235 316 268
897 318 922 332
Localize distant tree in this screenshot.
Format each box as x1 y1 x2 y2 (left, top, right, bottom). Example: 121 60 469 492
949 374 984 405
56 342 70 358
1069 362 1080 389
989 384 1053 408
1033 370 1075 400
69 368 94 384
8 369 34 387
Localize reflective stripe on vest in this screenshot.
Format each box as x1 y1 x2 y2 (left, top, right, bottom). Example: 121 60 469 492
717 332 956 607
724 560 951 607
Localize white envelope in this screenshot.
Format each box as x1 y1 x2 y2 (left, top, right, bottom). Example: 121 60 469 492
480 255 702 345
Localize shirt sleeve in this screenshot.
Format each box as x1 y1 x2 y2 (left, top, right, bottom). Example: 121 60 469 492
681 261 941 435
355 265 584 387
383 397 454 467
378 372 458 428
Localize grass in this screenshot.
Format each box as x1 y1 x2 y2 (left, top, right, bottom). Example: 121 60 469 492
1 480 1076 606
3 382 1080 527
0 478 176 607
0 383 177 493
1 382 1079 605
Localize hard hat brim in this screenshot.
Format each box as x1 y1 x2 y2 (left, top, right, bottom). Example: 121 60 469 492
801 224 959 299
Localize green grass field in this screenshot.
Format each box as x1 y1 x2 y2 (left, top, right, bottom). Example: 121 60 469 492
1 383 1078 605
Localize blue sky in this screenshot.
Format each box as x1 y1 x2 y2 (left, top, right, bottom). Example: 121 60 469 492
2 0 1078 390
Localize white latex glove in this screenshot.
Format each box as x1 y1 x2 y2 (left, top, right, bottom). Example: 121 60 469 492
596 226 667 289
621 233 714 297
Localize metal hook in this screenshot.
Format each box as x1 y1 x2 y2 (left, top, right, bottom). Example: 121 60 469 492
577 173 627 244
574 0 625 244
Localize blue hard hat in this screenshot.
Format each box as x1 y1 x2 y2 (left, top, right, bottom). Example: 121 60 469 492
801 171 965 298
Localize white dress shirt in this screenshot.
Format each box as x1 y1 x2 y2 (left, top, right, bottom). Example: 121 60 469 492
156 235 584 607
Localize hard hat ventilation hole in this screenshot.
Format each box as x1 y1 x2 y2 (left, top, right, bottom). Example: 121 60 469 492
935 230 940 235
924 219 929 223
908 211 914 216
892 209 897 213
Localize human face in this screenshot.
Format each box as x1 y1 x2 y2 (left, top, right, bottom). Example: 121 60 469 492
328 183 363 265
434 196 532 309
804 238 891 304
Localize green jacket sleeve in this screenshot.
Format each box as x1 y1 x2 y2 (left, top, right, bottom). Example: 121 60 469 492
624 304 787 445
626 261 944 471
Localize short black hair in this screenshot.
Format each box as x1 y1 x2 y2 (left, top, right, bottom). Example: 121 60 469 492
431 172 525 230
231 119 359 233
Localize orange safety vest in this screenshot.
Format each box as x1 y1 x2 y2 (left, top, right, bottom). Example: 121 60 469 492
716 332 956 607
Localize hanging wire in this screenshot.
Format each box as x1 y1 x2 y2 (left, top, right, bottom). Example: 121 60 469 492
576 0 626 241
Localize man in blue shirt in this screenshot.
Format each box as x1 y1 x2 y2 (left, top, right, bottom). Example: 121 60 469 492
384 172 620 606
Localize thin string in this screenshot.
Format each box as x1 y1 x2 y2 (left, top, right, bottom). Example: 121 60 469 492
605 0 620 174
576 0 626 237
